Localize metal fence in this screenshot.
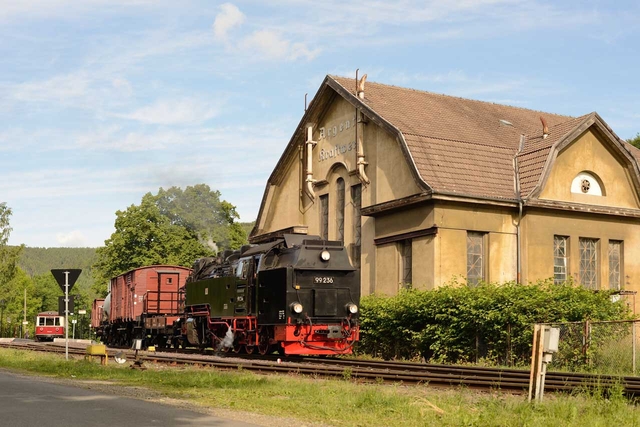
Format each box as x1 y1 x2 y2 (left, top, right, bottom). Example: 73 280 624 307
541 320 640 377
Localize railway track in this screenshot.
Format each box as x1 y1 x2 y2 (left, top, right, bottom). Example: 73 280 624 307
3 341 639 396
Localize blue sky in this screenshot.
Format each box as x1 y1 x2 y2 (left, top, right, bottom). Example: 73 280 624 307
1 0 639 248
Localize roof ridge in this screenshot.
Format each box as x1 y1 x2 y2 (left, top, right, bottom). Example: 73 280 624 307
330 75 575 120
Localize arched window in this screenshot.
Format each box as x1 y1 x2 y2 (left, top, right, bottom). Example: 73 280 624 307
571 172 604 196
336 178 345 242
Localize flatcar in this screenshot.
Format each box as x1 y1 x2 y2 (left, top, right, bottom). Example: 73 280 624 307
35 311 65 341
176 234 360 355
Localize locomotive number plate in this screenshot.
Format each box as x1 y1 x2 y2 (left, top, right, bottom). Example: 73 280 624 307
314 276 334 284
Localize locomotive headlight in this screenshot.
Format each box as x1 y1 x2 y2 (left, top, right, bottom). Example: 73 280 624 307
346 303 358 314
320 250 331 262
291 302 304 314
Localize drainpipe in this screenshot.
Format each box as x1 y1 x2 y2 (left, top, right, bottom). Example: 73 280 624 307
305 125 317 199
356 110 370 184
514 135 525 284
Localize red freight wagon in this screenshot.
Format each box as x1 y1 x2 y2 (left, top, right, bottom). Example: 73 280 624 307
102 265 190 347
91 299 105 329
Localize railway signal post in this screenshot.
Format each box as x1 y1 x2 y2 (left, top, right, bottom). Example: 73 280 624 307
51 269 82 360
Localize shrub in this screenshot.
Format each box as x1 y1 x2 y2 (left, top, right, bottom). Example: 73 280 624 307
357 279 630 365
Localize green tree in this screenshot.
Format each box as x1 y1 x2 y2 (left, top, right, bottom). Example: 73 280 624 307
32 273 62 312
92 193 213 295
0 268 38 337
155 184 247 251
0 203 23 299
627 133 640 149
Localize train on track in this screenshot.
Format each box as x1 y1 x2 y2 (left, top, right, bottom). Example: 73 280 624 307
35 311 65 341
92 234 360 356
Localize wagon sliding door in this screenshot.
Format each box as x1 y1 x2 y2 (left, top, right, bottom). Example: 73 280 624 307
146 271 181 315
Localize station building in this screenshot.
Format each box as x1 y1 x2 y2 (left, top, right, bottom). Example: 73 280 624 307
250 74 640 302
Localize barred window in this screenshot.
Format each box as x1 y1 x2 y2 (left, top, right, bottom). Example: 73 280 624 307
579 238 599 289
351 184 362 268
320 194 328 240
467 232 485 286
609 240 622 290
399 239 412 288
336 178 345 242
553 235 569 284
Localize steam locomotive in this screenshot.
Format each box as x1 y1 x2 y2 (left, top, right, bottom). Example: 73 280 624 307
93 234 360 356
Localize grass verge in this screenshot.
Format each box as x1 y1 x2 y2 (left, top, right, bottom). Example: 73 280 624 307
1 348 640 426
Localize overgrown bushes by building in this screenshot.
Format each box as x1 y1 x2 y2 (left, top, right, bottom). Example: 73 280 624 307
357 280 631 365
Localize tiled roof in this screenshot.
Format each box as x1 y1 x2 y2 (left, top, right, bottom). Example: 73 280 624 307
517 114 592 198
331 76 578 200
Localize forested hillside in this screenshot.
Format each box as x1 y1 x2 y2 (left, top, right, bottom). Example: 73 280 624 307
18 247 97 277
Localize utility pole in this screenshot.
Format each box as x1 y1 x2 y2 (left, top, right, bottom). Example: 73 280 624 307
0 299 5 338
22 288 27 338
51 269 82 361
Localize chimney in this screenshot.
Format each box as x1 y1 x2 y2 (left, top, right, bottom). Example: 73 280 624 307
357 74 367 99
540 116 549 139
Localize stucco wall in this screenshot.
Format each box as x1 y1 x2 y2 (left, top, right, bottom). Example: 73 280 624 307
539 129 639 209
522 209 639 290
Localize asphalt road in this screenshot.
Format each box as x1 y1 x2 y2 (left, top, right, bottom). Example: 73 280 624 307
0 370 258 427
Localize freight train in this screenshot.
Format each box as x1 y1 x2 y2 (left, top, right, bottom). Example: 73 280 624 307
92 235 360 356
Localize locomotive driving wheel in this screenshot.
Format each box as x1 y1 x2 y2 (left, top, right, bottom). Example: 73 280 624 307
257 327 270 355
245 345 255 354
232 342 243 354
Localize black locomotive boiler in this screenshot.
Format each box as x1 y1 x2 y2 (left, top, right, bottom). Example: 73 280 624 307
177 234 360 355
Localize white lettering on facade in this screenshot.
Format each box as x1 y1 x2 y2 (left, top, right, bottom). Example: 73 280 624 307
319 141 356 162
319 116 355 141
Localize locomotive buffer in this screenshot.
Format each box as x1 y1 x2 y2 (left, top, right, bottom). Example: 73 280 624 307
51 269 82 361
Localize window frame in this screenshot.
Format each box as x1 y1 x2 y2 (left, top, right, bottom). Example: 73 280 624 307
579 237 599 289
319 194 329 240
467 231 486 287
399 239 412 288
553 235 569 284
336 178 345 242
608 240 623 290
351 184 362 268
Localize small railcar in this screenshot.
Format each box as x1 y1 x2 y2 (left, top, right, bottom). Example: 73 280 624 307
35 311 65 341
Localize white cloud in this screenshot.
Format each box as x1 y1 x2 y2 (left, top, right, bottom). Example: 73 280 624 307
56 230 88 247
118 97 222 125
212 3 245 41
240 30 320 61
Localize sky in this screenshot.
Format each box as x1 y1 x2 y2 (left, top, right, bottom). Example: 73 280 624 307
1 0 639 248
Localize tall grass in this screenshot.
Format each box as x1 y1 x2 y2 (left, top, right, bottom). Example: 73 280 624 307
1 348 640 426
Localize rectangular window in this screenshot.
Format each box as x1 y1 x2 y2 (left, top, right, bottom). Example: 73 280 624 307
609 240 623 290
553 235 569 284
336 179 345 242
351 185 362 268
320 194 329 240
579 237 599 289
467 232 485 286
399 239 412 288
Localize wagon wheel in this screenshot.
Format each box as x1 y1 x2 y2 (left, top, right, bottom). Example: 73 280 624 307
233 342 243 354
257 328 270 355
245 345 255 355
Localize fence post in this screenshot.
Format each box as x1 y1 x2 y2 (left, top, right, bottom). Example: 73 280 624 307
633 321 637 375
507 323 512 367
528 324 544 402
583 320 591 365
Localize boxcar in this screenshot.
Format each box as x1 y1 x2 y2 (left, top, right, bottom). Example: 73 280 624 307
101 265 191 347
